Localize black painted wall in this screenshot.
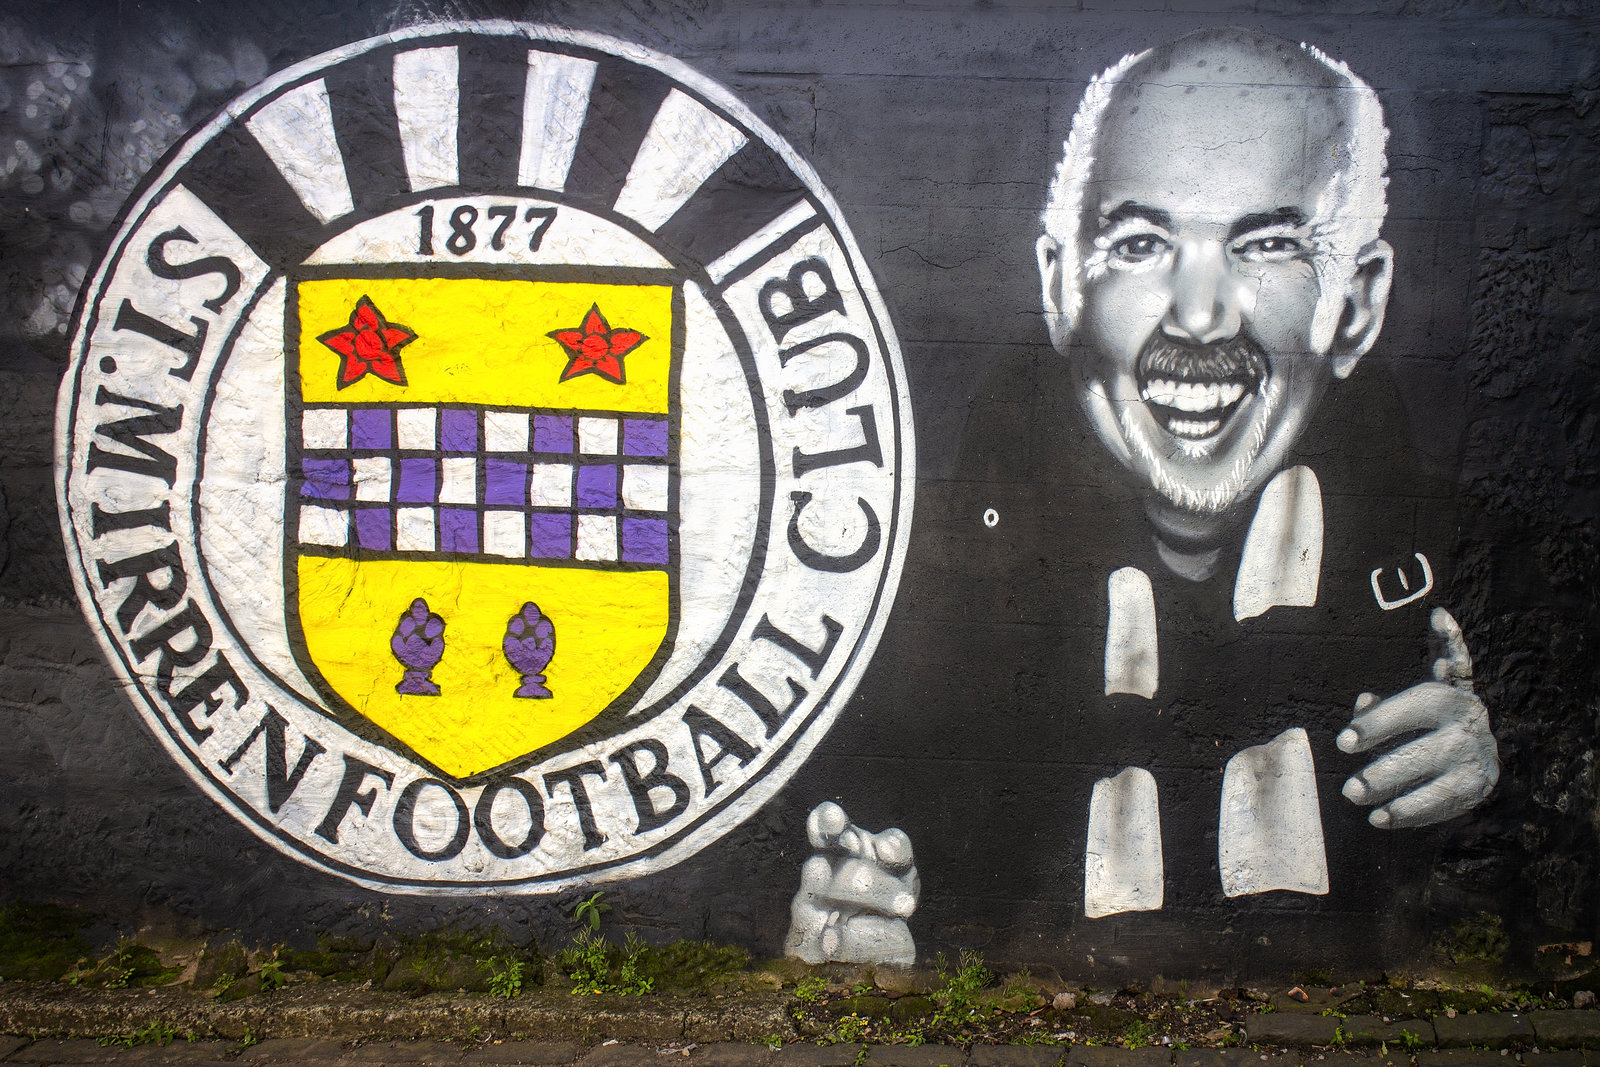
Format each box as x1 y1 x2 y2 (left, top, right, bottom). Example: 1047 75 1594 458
2 0 1596 982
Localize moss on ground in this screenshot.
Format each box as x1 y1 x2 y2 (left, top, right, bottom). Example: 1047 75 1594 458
0 901 91 981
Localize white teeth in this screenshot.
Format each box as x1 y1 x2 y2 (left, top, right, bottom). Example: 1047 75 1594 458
1139 378 1247 414
1168 417 1222 439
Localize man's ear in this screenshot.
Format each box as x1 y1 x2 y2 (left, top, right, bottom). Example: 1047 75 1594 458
1036 234 1074 352
1331 239 1394 379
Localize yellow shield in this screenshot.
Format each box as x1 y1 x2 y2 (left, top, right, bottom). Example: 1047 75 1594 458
286 271 677 779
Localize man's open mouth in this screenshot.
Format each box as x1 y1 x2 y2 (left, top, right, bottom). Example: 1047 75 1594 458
1136 337 1267 441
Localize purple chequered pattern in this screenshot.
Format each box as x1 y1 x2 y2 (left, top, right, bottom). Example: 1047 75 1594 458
623 418 668 457
355 509 392 551
529 513 573 559
533 414 574 453
298 405 672 568
350 408 392 450
396 458 437 503
440 409 478 452
484 459 527 506
575 464 617 509
621 517 668 565
439 508 478 553
301 458 350 500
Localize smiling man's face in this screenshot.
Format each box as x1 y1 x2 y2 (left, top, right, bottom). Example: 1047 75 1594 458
1038 40 1393 541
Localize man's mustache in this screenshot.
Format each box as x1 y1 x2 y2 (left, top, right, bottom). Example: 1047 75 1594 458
1137 335 1267 384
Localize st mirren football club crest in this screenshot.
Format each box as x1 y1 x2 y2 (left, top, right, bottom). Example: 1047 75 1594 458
55 23 913 891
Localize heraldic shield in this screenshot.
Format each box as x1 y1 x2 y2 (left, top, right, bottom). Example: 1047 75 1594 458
285 269 678 780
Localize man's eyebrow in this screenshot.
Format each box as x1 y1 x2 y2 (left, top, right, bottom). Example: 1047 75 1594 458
1100 202 1173 231
1226 207 1307 242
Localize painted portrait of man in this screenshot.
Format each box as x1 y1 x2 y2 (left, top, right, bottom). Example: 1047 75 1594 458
800 27 1505 962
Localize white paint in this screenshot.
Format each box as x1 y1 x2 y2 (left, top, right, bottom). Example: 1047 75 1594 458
578 416 618 454
576 514 617 562
298 505 348 547
1371 552 1433 610
1234 465 1323 621
1084 766 1164 918
439 457 476 504
305 194 672 269
529 463 572 508
393 46 460 192
1219 727 1329 897
785 802 918 966
396 408 437 451
518 51 597 191
622 464 669 512
705 200 818 286
60 22 914 894
352 457 391 501
301 409 347 450
483 511 526 558
245 80 354 225
613 89 748 232
483 410 530 452
396 507 436 552
1104 566 1158 698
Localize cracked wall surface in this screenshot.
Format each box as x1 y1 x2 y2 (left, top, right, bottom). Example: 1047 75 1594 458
1 0 1596 981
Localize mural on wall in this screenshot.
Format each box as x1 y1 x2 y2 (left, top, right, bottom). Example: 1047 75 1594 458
805 28 1506 939
54 21 915 893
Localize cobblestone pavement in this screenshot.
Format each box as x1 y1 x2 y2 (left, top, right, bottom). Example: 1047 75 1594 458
0 1038 1595 1067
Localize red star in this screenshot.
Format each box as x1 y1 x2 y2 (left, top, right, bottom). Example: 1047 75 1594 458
547 304 647 385
317 296 416 389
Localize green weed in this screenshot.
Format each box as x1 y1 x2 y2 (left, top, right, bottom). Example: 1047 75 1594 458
796 975 828 1004
488 955 525 998
99 1022 180 1048
573 891 611 931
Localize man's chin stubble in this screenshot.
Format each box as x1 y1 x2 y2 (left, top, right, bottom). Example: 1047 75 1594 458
1116 397 1273 518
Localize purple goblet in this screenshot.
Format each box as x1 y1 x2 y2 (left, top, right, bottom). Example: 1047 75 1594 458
503 602 555 698
391 597 445 696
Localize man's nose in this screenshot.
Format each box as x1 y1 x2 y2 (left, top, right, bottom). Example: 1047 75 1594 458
1162 242 1246 344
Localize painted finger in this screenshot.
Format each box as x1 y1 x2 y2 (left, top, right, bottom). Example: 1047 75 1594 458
1342 727 1472 807
1337 694 1381 753
1336 683 1461 753
1429 607 1474 691
1370 766 1493 829
807 801 849 849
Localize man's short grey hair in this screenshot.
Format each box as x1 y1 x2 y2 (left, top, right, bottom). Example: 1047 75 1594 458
1040 33 1389 326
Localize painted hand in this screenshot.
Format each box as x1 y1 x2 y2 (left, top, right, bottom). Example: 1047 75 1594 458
783 801 919 966
1337 607 1499 828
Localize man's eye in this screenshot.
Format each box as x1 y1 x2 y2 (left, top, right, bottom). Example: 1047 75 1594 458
1236 235 1304 260
1110 234 1169 261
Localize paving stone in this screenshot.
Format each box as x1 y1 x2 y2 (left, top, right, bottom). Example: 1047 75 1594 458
769 1047 866 1067
1520 1052 1592 1066
1175 1051 1344 1066
1415 1052 1522 1065
682 1045 774 1067
237 1038 351 1061
864 1047 964 1067
1242 1013 1343 1046
1531 1012 1600 1049
342 1038 468 1063
9 1040 129 1063
0 1041 237 1065
1057 1048 1171 1067
970 1048 1061 1067
581 1047 687 1067
1433 1012 1534 1048
1335 1014 1436 1049
464 1041 584 1064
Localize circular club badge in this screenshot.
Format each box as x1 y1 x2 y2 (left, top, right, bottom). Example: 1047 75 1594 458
56 23 913 892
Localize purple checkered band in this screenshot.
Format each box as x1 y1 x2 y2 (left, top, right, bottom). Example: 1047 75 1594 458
623 418 669 457
533 414 573 453
440 409 478 452
297 405 671 566
350 408 391 449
